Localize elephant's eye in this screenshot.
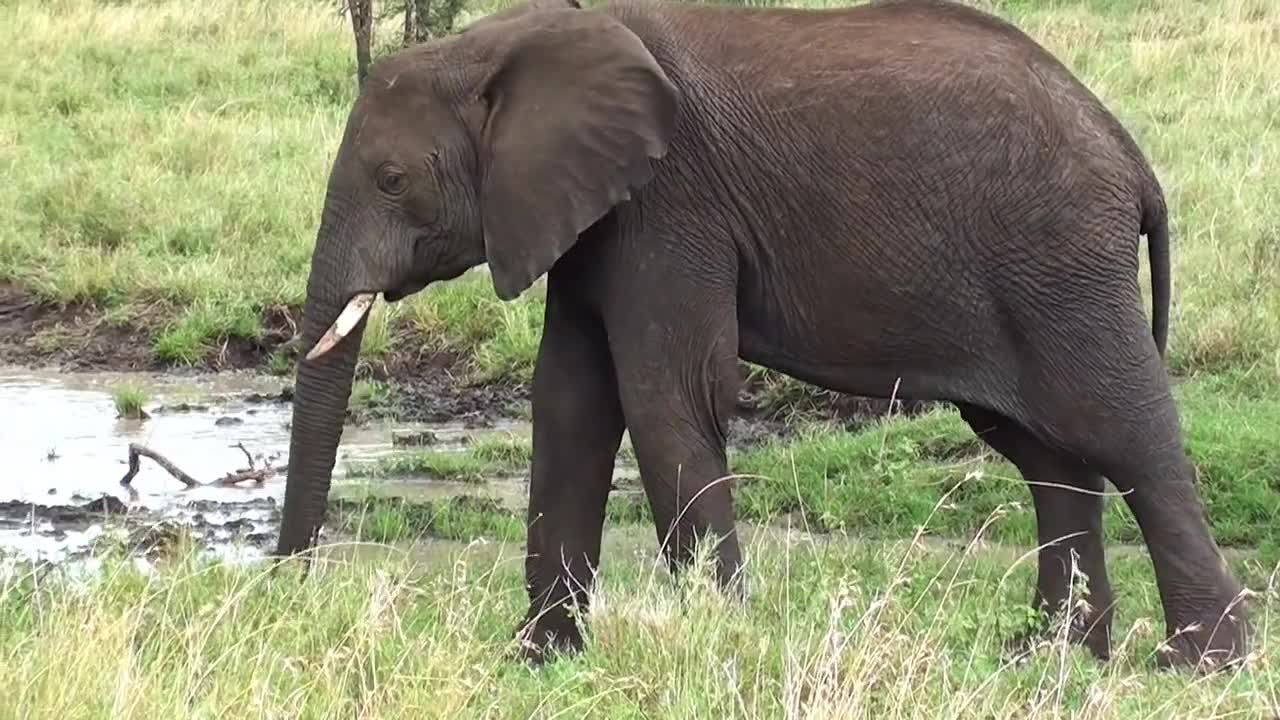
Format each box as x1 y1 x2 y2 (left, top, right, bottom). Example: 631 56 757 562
377 164 408 196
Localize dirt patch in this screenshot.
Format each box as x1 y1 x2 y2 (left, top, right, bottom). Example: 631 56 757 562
356 346 530 426
388 375 527 427
0 282 296 372
0 283 528 426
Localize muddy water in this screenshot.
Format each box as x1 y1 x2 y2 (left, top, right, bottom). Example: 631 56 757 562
0 367 534 567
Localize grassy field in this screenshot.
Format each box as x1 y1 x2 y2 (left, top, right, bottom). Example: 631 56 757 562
1 527 1276 718
1 0 1278 379
334 371 1280 560
2 0 1280 716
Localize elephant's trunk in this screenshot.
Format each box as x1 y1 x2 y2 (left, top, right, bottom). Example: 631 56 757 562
275 225 371 557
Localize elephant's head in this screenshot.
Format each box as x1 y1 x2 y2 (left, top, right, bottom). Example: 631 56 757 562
274 1 679 556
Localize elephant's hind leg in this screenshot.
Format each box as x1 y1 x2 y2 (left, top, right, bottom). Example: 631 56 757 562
958 404 1115 660
1077 392 1251 671
1005 292 1249 671
517 276 626 663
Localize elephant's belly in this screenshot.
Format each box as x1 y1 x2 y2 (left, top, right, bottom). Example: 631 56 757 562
732 235 1005 404
740 339 896 402
736 310 989 404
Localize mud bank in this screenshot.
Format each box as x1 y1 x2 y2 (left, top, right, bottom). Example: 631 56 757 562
0 282 935 434
0 492 526 569
0 283 529 427
0 282 291 372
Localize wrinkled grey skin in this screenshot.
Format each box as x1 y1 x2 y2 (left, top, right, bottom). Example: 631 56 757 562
274 0 1250 671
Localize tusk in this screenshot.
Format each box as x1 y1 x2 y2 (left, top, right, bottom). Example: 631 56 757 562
305 292 377 361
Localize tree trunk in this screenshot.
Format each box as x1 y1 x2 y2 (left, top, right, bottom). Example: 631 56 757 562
349 0 373 88
414 0 433 42
402 0 416 48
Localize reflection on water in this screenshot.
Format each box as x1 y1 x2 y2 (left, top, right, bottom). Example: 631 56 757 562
3 368 296 508
0 366 534 566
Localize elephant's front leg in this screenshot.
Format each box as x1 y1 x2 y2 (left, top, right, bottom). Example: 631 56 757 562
611 299 744 593
516 281 625 662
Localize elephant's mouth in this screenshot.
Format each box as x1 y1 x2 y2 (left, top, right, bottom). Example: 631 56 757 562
306 279 430 361
384 278 428 303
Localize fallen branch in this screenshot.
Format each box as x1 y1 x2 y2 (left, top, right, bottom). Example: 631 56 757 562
119 443 277 488
233 442 255 469
216 467 275 486
119 443 200 487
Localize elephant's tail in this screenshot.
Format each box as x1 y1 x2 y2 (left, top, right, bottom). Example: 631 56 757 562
1142 185 1171 358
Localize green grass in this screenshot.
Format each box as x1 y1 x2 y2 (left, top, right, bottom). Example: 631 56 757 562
329 494 525 543
346 433 533 482
731 378 1280 555
346 379 398 423
736 371 1280 557
329 486 652 545
0 525 1275 718
111 382 149 419
1 0 1277 384
3 0 1279 715
329 372 1280 562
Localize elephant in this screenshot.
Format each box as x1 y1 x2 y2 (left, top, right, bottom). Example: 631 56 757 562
273 0 1251 671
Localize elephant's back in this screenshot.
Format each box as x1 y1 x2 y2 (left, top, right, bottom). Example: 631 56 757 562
610 0 1153 237
609 0 1146 177
611 0 1082 81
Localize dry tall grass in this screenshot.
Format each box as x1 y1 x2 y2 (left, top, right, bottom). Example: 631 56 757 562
1 520 1274 718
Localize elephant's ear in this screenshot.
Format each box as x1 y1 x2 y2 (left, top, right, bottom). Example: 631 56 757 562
474 10 678 300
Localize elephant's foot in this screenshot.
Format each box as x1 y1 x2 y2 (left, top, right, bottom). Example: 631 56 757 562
1003 607 1112 663
511 607 586 665
1155 603 1251 673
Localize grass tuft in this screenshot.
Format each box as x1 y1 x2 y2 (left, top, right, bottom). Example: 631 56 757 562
111 382 150 420
347 379 398 423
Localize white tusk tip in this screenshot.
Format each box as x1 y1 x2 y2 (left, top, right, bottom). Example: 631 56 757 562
304 292 377 362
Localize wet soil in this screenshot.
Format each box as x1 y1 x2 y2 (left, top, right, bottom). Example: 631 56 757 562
385 359 528 428
0 366 545 568
0 495 281 564
0 282 928 435
0 282 528 427
0 282 938 569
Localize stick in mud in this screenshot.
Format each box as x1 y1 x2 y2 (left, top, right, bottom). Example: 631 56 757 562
119 443 200 487
233 442 255 469
219 442 275 485
217 466 273 485
118 442 276 488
